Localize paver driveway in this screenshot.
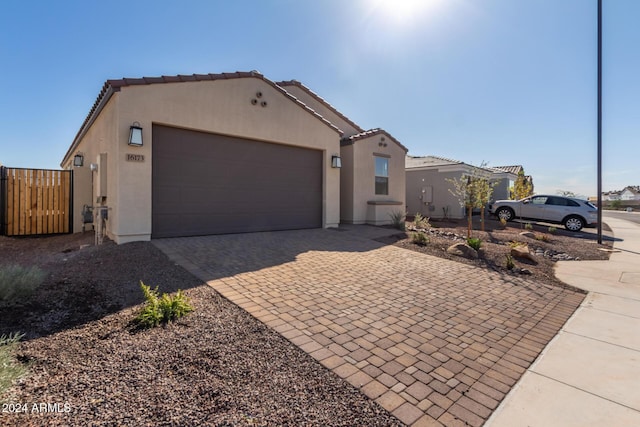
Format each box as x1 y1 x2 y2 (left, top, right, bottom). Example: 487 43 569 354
154 226 584 426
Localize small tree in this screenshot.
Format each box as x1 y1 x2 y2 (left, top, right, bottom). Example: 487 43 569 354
513 169 533 200
447 163 496 237
475 176 496 232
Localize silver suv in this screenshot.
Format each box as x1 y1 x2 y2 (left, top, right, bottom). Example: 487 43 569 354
489 195 598 231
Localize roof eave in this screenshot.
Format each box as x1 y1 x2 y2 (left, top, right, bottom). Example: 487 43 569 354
277 80 365 134
61 72 343 167
60 83 117 167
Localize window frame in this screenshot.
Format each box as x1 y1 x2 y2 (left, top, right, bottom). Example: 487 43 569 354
374 155 389 196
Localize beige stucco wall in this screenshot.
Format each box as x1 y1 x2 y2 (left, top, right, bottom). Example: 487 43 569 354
406 169 467 220
63 97 120 237
492 176 512 201
339 144 355 221
341 135 406 225
69 166 92 233
64 77 342 243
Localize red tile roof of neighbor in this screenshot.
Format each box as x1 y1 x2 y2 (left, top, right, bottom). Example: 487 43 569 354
61 71 343 166
341 128 408 152
276 80 365 134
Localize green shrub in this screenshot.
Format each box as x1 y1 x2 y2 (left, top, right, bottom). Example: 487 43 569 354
524 222 533 230
0 332 27 396
0 265 46 302
135 282 194 328
411 232 429 246
505 255 515 270
467 237 482 251
548 226 557 234
389 210 407 231
414 212 430 229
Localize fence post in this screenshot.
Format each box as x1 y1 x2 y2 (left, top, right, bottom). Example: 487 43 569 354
0 166 6 236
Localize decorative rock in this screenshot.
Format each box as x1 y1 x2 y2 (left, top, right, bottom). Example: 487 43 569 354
519 268 533 275
447 243 479 259
519 231 536 239
510 245 535 261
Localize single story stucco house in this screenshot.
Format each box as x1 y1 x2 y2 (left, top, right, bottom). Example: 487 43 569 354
61 71 407 243
405 155 518 220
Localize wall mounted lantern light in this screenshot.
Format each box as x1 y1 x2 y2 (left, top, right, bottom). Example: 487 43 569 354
73 153 84 167
331 155 342 169
128 121 143 146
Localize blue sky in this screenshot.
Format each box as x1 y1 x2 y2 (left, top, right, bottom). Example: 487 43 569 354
1 0 637 197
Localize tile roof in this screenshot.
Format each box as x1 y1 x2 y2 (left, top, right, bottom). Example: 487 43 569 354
62 71 342 167
340 128 408 152
276 80 364 134
492 165 524 175
406 156 520 178
405 155 463 169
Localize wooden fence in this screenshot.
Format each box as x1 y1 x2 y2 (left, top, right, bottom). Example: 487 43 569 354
0 167 73 236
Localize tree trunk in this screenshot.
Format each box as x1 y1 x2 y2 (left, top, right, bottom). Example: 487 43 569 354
480 205 485 232
467 206 472 239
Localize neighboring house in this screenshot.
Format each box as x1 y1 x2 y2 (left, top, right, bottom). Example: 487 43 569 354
60 71 406 243
492 165 534 197
405 156 517 220
602 191 621 201
620 186 640 201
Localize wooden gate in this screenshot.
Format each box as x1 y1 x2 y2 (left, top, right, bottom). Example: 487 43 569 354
0 167 73 236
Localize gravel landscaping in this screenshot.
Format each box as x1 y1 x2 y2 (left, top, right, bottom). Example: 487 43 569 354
0 233 401 426
381 217 613 289
0 219 613 426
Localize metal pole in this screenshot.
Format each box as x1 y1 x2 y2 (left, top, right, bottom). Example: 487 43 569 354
597 0 603 244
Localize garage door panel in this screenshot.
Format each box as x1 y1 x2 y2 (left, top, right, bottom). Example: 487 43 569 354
152 125 322 238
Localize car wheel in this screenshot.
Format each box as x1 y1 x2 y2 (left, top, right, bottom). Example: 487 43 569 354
495 207 514 222
564 215 584 232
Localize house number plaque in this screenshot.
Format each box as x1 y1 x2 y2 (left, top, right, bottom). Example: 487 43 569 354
126 154 145 162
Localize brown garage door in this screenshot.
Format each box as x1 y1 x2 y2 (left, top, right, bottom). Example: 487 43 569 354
152 125 323 238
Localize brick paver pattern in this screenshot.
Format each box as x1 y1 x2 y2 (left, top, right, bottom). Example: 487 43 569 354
154 226 585 427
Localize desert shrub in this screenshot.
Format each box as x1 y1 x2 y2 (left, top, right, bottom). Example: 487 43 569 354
499 217 507 227
505 255 515 270
0 332 27 396
509 241 526 248
535 234 550 242
467 237 482 251
389 210 406 231
524 222 533 230
411 232 429 246
135 282 194 328
548 226 557 234
0 265 46 302
414 212 430 229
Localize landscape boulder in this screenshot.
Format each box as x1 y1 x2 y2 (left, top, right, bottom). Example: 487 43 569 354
446 243 478 259
519 231 536 239
510 245 535 261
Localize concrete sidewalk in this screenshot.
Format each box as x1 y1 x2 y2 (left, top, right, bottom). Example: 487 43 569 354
486 216 640 426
